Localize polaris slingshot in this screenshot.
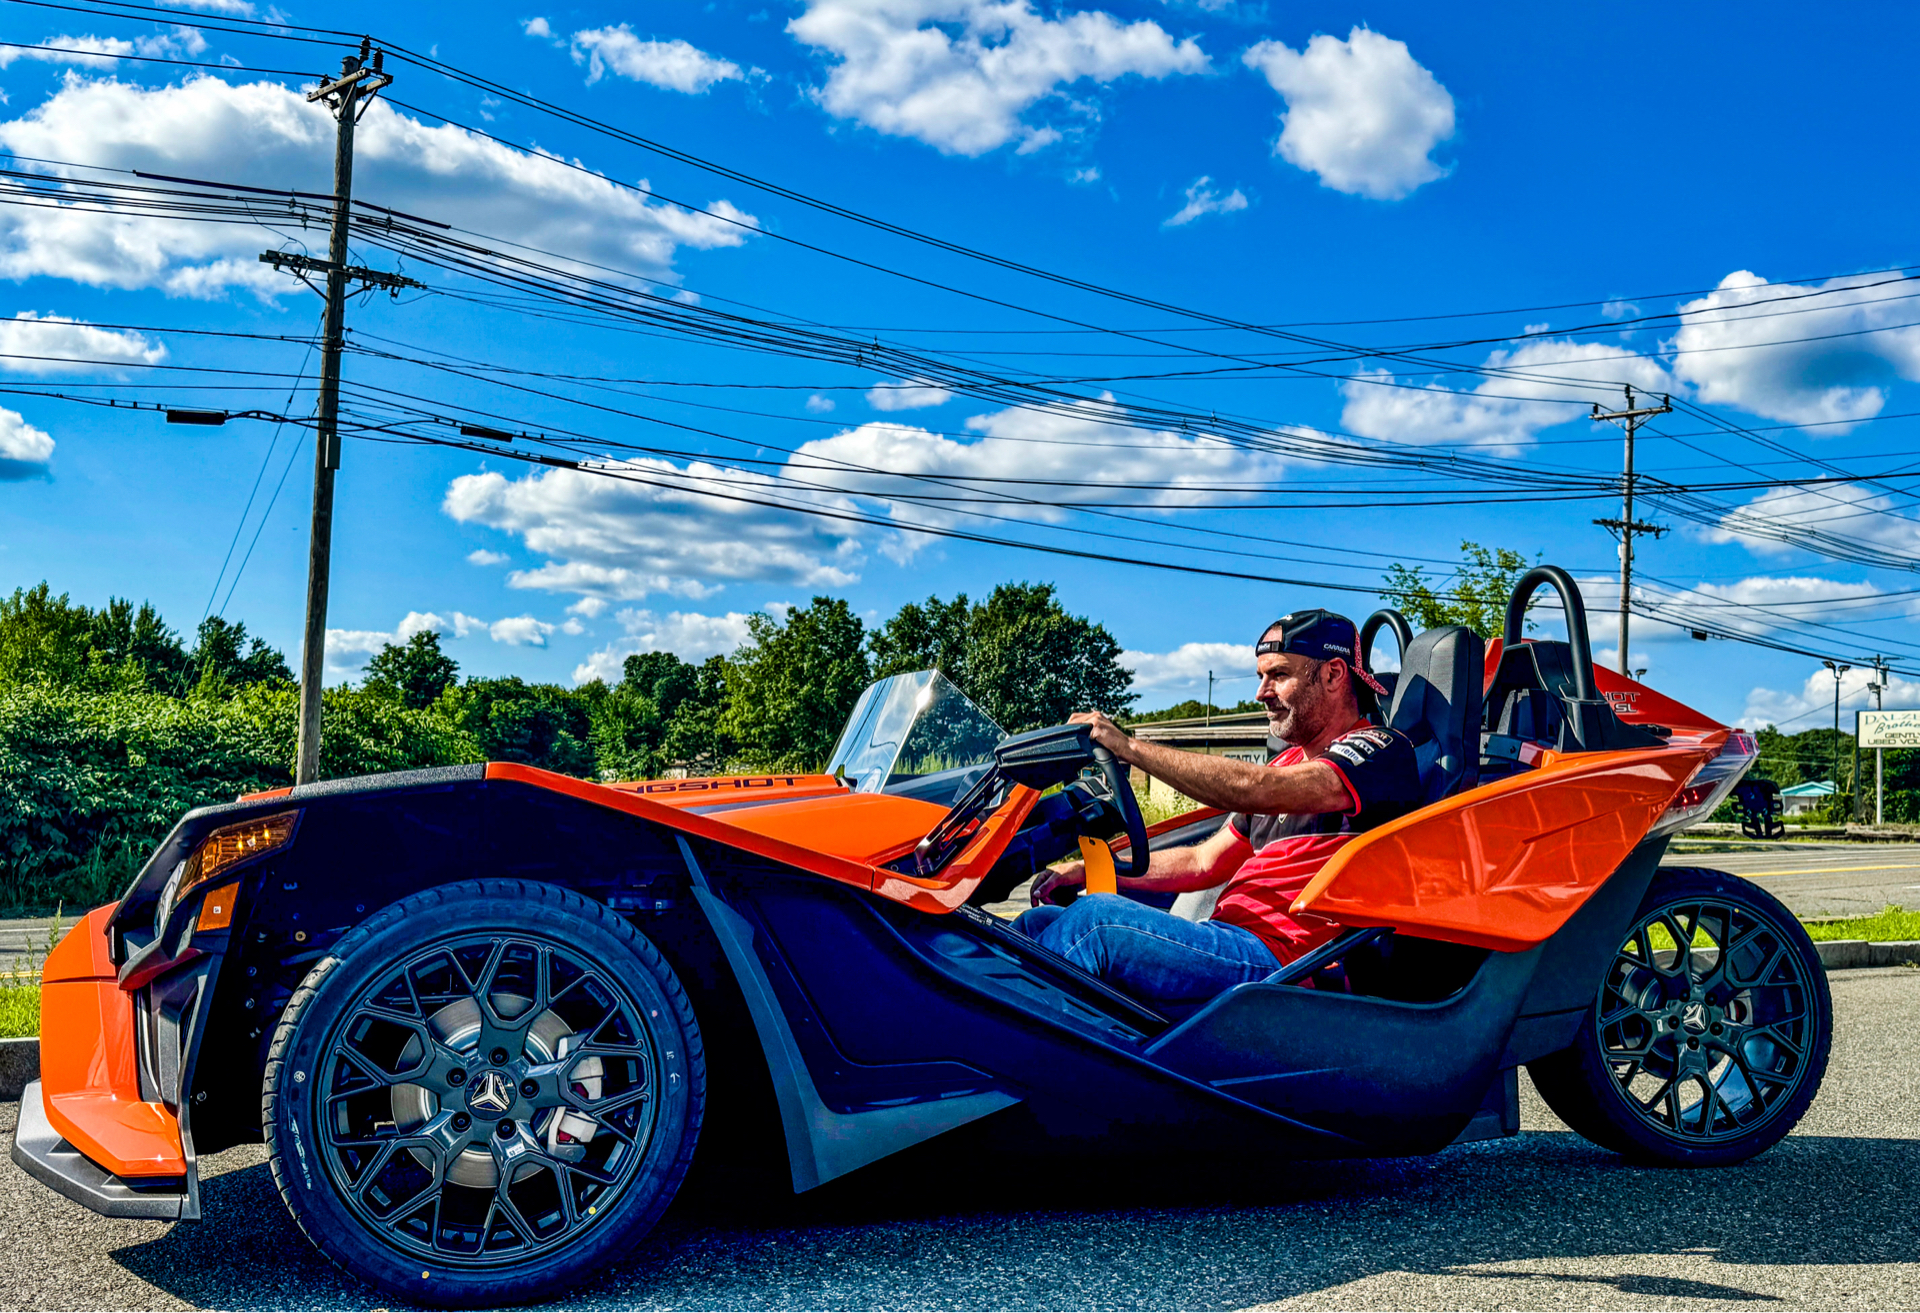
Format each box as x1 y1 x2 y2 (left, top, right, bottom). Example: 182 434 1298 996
13 566 1832 1307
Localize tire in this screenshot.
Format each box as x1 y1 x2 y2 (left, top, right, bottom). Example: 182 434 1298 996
263 879 705 1308
1528 866 1831 1167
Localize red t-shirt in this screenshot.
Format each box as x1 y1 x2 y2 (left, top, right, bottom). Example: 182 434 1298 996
1210 722 1420 964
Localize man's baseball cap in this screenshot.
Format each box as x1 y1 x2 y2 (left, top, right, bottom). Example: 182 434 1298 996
1256 609 1390 709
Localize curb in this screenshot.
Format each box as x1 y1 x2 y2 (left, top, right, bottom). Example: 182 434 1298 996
0 1036 38 1101
1818 939 1920 971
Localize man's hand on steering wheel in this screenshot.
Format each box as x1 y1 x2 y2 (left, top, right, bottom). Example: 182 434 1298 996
1068 710 1132 761
1031 861 1086 907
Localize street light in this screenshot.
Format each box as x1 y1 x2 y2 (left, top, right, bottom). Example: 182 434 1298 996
1822 659 1851 806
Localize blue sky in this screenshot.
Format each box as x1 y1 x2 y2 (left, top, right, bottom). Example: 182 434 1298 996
3 0 1920 737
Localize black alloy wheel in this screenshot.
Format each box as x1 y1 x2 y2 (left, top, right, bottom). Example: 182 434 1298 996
1529 866 1831 1167
265 880 704 1308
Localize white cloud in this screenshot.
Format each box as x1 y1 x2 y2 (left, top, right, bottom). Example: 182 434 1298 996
1069 165 1101 184
568 26 745 92
0 406 55 480
1667 271 1920 428
1705 483 1920 559
1647 575 1896 637
792 398 1287 561
1741 665 1920 734
1243 27 1454 200
1340 338 1676 449
567 596 610 618
0 27 207 69
1119 641 1256 691
443 457 865 604
449 611 488 638
522 16 558 41
323 610 448 677
0 312 166 373
0 76 757 297
1163 175 1248 227
441 394 1295 602
490 615 557 647
158 0 256 14
466 548 509 566
573 607 757 683
789 0 1209 156
805 393 837 412
866 378 954 410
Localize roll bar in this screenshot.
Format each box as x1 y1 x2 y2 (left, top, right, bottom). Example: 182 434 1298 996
1502 565 1598 703
1359 608 1414 675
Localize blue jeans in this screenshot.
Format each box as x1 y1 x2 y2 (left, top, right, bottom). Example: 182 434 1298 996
1013 894 1282 1005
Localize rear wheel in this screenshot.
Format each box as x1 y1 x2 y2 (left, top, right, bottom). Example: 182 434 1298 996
1528 866 1830 1166
264 879 704 1308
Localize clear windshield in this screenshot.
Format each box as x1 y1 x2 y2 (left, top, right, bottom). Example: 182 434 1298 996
825 670 1006 793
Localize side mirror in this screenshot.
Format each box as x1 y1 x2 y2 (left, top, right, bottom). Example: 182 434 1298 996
993 723 1097 790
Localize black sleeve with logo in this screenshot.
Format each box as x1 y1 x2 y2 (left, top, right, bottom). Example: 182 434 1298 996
1226 727 1421 854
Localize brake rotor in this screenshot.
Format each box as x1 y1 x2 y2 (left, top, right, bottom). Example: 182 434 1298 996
389 995 586 1189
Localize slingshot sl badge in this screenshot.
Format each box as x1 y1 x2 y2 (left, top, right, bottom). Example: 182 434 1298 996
467 1069 512 1116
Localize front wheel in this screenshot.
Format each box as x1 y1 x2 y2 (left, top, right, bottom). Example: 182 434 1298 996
263 879 705 1308
1528 866 1831 1167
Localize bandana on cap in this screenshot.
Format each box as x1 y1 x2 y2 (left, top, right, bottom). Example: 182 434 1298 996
1255 609 1390 708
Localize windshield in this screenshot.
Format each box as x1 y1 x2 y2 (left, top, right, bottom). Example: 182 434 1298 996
826 670 1006 793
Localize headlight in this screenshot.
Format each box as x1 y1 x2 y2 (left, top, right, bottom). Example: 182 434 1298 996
160 810 300 924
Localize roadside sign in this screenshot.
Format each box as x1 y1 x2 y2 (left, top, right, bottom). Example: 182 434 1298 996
1858 709 1920 748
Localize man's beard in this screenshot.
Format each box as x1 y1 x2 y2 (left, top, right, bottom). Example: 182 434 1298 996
1265 676 1329 745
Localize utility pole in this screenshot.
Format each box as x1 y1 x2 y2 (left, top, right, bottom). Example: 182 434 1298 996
1591 385 1673 676
265 41 418 785
1823 659 1851 812
1870 655 1890 825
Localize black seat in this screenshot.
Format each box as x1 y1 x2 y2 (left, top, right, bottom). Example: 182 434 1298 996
1385 625 1485 805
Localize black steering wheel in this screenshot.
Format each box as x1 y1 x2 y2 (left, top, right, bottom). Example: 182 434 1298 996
1087 742 1151 879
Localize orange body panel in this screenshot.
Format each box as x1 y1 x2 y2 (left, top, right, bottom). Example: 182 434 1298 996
236 785 293 802
482 763 1033 912
1294 744 1711 952
718 792 950 865
38 905 185 1179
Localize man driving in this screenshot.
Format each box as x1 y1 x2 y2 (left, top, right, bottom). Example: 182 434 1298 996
1014 610 1421 1005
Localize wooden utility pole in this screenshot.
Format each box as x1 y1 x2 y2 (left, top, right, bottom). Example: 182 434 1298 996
264 42 418 785
1591 385 1672 676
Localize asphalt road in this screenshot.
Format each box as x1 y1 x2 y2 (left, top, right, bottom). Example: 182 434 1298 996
1663 839 1920 919
2 964 1916 1311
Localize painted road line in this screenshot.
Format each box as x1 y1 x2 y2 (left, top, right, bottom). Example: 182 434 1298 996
1741 864 1920 877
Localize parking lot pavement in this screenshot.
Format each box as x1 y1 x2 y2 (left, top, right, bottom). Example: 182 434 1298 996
2 965 1915 1311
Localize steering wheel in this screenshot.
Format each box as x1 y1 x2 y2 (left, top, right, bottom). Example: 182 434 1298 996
1088 742 1151 881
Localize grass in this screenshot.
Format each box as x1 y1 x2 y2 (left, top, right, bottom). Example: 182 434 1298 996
1800 904 1920 943
0 984 38 1038
0 906 66 1039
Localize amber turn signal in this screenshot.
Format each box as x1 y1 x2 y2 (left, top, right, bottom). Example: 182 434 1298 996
179 810 299 906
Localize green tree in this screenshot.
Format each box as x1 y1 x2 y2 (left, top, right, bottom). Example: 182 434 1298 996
190 615 291 689
868 594 972 682
0 583 96 687
962 582 1134 732
722 597 870 772
364 631 460 710
448 677 596 777
87 599 190 692
1123 697 1263 724
1381 541 1536 638
659 655 731 774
